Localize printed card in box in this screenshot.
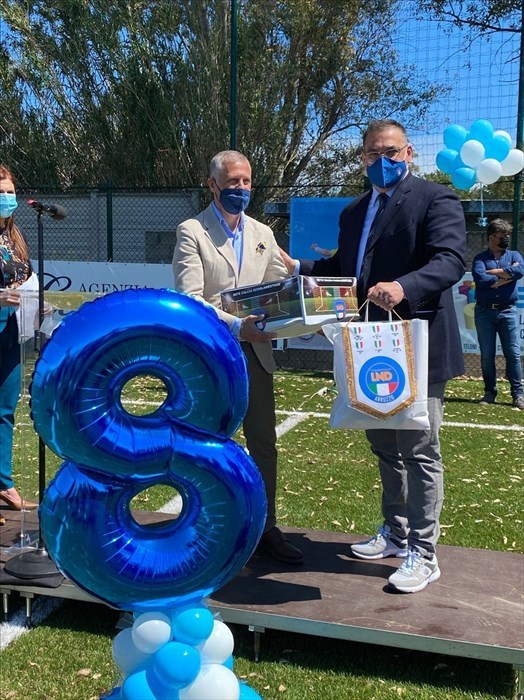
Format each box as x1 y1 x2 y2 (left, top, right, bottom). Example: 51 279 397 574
220 276 358 338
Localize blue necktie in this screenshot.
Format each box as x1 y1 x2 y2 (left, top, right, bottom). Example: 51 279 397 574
370 192 388 235
356 193 388 278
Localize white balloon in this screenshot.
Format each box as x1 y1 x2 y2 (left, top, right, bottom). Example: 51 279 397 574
460 139 485 168
132 611 172 654
492 130 512 146
500 148 524 176
112 627 151 675
476 158 503 185
196 620 234 664
179 664 240 700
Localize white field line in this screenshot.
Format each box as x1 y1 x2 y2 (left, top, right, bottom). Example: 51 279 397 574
276 413 309 437
113 399 523 432
274 410 523 432
0 596 63 651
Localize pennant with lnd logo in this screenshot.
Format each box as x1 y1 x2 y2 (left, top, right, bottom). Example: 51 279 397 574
342 320 417 418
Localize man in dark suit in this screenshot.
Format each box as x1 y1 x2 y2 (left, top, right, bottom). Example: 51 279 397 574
280 119 466 592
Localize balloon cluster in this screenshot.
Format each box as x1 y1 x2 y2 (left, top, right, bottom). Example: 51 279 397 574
110 605 261 699
436 119 524 190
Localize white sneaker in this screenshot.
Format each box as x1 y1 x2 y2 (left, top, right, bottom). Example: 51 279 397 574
388 549 441 593
351 525 408 560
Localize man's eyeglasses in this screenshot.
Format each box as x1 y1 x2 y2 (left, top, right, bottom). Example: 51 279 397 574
363 145 408 165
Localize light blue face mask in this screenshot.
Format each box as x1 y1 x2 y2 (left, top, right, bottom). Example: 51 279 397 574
0 192 18 219
366 157 407 190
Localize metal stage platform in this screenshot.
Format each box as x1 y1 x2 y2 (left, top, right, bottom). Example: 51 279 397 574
1 511 523 695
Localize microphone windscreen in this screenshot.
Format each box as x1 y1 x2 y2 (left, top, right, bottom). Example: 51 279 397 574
52 205 67 220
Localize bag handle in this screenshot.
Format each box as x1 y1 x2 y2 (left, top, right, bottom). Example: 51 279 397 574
360 299 404 323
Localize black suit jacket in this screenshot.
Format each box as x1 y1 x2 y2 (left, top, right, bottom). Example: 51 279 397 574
300 173 466 384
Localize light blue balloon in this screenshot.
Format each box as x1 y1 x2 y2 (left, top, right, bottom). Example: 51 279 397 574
147 674 180 700
239 682 263 699
436 148 459 175
485 134 511 162
112 628 150 676
171 605 214 646
468 119 494 147
443 124 468 151
121 670 156 700
451 166 477 190
223 654 234 670
153 642 201 689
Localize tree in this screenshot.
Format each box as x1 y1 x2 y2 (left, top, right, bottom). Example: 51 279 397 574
417 1 522 33
422 170 516 202
1 0 448 190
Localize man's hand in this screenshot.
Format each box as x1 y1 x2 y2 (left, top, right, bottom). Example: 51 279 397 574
487 267 513 281
240 315 277 342
0 289 21 307
491 278 512 288
278 247 297 275
367 281 405 311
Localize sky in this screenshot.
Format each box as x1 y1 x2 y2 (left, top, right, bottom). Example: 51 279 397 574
393 1 521 172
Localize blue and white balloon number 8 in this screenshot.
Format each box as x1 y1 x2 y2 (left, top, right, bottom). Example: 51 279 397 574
30 288 266 610
30 288 266 698
436 119 524 189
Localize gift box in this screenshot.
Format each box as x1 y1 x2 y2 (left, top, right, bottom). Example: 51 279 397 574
220 276 358 339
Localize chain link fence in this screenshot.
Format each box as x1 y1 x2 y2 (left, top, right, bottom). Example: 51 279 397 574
14 181 523 378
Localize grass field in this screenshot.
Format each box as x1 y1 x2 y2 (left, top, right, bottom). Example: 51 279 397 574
1 370 523 700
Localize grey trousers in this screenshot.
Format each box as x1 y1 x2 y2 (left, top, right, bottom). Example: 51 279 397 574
242 343 278 532
365 382 446 556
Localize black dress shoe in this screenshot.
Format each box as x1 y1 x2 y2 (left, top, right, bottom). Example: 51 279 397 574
255 526 304 564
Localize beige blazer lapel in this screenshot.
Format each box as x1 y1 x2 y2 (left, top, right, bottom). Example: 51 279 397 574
202 204 239 283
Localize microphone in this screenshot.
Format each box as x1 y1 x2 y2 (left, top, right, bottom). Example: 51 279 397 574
27 199 67 220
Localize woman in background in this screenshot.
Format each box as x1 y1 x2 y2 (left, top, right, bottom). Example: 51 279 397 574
0 165 38 520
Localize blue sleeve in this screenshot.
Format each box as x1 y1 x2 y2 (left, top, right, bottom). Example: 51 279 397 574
503 251 524 280
472 254 497 288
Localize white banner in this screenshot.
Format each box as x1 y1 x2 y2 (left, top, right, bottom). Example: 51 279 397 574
32 260 174 294
453 273 524 355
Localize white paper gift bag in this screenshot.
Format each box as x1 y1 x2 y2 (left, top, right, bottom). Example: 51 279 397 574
325 309 429 430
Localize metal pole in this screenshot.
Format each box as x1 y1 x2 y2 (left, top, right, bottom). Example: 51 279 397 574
36 212 46 544
106 180 113 262
512 4 524 248
230 0 238 150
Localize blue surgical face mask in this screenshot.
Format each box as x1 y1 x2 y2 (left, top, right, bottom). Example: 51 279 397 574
215 182 251 215
366 157 407 190
0 192 18 219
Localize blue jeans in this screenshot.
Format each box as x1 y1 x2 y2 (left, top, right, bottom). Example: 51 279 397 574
0 310 22 490
474 305 523 399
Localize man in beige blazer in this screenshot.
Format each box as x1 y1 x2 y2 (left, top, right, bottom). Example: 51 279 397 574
173 150 303 565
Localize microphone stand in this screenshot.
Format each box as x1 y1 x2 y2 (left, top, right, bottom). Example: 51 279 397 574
4 211 60 579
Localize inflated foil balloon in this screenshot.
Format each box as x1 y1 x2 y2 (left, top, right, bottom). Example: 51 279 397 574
30 289 267 611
